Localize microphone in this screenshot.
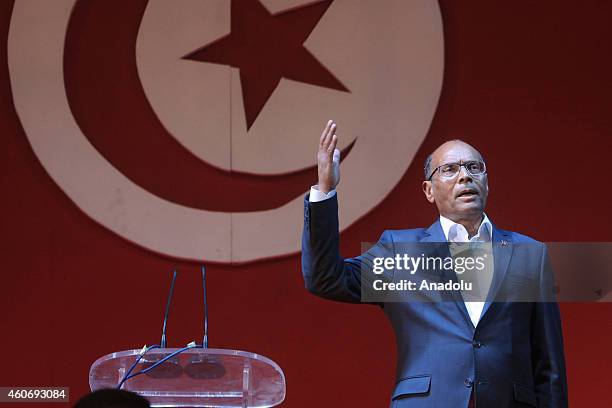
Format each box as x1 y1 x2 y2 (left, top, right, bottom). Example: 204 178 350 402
202 265 208 348
160 270 177 348
183 265 226 379
144 270 182 379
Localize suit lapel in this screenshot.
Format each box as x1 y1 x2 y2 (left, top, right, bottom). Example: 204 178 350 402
479 226 514 321
421 221 474 330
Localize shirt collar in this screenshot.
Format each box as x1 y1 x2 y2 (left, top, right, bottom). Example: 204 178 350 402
439 213 492 243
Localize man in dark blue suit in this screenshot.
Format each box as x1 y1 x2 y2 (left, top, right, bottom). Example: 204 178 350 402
301 120 568 407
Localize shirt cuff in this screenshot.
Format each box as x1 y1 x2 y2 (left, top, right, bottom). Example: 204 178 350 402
309 186 337 202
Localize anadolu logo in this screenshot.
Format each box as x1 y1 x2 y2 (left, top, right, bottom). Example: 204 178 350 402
8 0 443 263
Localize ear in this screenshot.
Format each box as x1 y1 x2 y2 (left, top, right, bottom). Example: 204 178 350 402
422 181 435 204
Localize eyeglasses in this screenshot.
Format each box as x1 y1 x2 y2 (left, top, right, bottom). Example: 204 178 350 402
427 160 486 181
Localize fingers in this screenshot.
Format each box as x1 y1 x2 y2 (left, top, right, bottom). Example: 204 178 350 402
323 123 336 150
327 133 338 154
320 119 332 144
320 120 337 152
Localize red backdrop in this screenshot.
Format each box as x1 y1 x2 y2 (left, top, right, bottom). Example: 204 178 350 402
1 1 611 407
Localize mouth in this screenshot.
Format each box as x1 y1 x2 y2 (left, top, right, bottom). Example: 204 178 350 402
456 188 479 199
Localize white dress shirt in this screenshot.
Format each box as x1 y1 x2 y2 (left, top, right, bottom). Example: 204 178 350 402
439 214 494 327
309 186 336 202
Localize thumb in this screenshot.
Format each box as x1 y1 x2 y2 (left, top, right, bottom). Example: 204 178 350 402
332 148 341 165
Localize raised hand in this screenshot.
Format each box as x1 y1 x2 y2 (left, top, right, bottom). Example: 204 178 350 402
317 120 341 193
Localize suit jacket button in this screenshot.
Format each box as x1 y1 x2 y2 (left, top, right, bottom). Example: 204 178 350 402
473 340 482 348
464 378 474 388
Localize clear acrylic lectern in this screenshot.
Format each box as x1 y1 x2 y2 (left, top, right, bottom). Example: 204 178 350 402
89 347 286 407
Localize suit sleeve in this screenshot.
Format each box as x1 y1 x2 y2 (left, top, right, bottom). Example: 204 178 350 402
531 243 569 407
301 193 394 303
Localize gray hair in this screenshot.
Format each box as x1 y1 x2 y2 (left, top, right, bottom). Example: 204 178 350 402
424 154 433 180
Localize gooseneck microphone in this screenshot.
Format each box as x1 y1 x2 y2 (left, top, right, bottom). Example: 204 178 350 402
202 265 208 349
183 265 226 379
140 269 183 379
160 270 178 348
117 270 188 387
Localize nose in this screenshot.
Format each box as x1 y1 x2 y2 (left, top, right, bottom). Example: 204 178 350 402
457 165 473 183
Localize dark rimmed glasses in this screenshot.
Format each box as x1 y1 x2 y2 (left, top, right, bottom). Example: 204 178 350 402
427 160 486 181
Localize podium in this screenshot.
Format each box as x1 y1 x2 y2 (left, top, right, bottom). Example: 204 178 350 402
89 347 286 407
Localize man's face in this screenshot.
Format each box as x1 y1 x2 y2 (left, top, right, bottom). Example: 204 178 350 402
422 141 488 222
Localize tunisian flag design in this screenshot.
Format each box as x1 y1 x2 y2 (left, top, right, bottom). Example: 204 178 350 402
8 0 443 263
